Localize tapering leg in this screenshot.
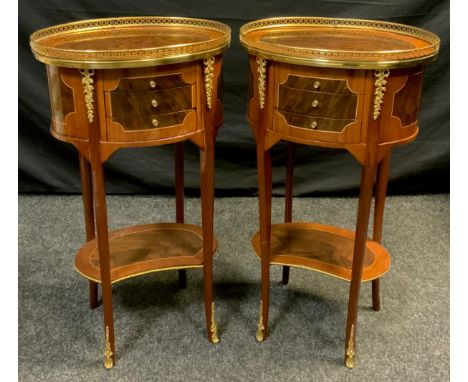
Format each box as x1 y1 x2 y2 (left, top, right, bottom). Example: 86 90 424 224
344 161 377 369
175 142 187 289
91 160 115 369
256 145 272 341
282 142 295 285
200 142 218 343
371 151 391 311
79 155 99 309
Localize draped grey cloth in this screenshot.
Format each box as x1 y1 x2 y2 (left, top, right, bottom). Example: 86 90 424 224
19 0 449 195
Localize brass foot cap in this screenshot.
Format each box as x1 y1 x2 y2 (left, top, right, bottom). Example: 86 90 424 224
256 331 265 342
345 358 355 369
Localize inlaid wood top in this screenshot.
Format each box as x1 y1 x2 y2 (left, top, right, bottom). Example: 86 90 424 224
240 17 439 69
30 17 231 69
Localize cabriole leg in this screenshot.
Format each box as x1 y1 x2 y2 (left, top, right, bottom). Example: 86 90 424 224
282 141 295 285
200 142 218 343
344 162 376 368
371 151 391 311
91 160 115 369
256 146 272 341
175 141 187 289
79 155 99 309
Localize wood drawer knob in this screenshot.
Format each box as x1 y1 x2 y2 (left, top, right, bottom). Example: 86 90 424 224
149 80 157 88
312 100 319 108
310 121 318 129
313 81 320 89
151 99 158 107
152 118 159 127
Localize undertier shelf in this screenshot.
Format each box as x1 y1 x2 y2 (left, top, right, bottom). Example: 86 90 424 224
252 222 390 282
75 223 217 284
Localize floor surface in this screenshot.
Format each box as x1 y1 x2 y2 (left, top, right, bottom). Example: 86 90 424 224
18 194 449 381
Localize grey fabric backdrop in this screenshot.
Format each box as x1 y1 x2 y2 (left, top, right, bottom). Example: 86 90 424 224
18 0 449 196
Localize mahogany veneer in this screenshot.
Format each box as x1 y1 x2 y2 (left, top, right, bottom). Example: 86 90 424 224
252 223 390 282
240 16 439 369
30 16 230 369
75 223 218 283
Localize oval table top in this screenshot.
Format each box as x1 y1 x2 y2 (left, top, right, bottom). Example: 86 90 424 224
30 16 231 69
240 17 439 69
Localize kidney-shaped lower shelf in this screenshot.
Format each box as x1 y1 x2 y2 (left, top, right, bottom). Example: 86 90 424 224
252 222 390 282
75 223 217 284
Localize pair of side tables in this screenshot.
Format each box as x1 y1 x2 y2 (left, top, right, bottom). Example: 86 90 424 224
29 16 440 369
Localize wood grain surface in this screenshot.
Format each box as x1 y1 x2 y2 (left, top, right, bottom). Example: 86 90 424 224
75 223 218 284
251 222 390 282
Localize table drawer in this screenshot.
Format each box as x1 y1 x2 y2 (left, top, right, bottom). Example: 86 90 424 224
107 86 195 117
111 110 193 131
106 109 197 142
281 74 355 94
106 73 194 92
273 110 361 143
278 87 357 119
279 111 356 133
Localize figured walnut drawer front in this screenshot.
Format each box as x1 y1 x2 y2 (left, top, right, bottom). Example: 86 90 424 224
281 75 356 94
273 71 362 143
110 110 193 132
104 70 198 142
109 73 192 92
278 87 357 119
279 111 356 133
108 86 194 118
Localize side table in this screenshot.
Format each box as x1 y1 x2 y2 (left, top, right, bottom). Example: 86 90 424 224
30 16 230 368
240 17 439 368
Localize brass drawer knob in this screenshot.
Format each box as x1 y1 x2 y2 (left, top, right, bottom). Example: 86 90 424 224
152 118 159 127
151 99 158 108
311 121 318 129
312 100 319 108
313 81 320 89
149 80 157 88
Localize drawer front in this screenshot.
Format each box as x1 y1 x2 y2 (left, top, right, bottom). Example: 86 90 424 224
273 110 362 143
108 86 194 118
111 110 193 132
278 87 357 119
281 75 355 94
279 111 356 133
108 73 192 92
106 109 197 142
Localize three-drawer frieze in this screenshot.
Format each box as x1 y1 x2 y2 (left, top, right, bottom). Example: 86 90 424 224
105 73 197 138
274 71 363 143
102 66 198 142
